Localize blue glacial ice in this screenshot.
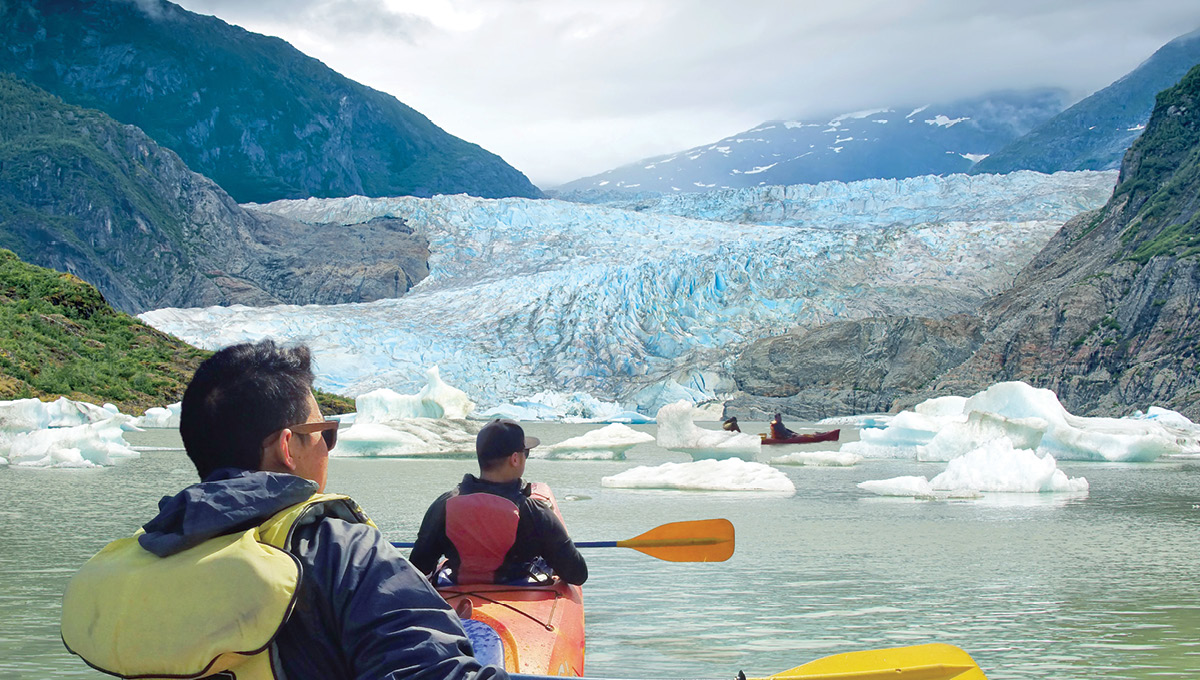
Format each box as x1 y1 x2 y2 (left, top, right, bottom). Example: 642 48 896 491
139 171 1117 416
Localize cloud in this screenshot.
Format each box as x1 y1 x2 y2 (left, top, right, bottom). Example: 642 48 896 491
169 0 1200 186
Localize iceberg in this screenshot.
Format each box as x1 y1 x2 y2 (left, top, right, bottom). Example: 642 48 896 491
654 401 761 459
141 172 1115 414
843 381 1181 462
2 420 139 468
333 368 480 457
858 439 1088 497
356 367 474 421
0 397 127 431
601 459 795 492
135 402 181 429
533 423 655 460
333 420 478 458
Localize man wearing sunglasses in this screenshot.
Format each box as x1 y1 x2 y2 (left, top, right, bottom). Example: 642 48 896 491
409 418 588 586
62 340 506 680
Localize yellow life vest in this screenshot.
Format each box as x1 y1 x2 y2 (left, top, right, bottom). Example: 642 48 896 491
61 493 376 680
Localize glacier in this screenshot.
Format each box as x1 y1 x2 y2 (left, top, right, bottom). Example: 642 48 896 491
139 171 1117 415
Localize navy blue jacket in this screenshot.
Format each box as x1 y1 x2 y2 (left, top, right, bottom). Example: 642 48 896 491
140 468 508 680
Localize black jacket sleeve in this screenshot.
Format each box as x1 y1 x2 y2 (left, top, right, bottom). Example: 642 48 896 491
409 494 450 575
288 518 509 680
531 503 588 585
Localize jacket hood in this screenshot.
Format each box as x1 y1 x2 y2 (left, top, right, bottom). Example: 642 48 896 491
139 468 317 557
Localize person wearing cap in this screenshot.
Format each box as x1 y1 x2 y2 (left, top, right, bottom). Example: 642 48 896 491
409 419 588 586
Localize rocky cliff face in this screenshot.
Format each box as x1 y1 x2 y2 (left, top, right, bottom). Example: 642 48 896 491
0 74 428 314
731 64 1200 420
726 315 983 419
0 0 541 203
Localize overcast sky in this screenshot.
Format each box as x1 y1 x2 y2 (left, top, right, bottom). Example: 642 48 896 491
171 0 1200 188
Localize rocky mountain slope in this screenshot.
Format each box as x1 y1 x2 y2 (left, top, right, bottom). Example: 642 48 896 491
732 64 1200 420
971 27 1200 175
555 89 1068 195
0 0 540 203
0 73 429 314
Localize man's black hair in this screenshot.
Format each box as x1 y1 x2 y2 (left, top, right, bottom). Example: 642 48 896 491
180 339 315 480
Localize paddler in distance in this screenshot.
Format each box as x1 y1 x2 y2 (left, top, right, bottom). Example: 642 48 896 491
61 340 507 680
770 412 799 440
410 418 588 585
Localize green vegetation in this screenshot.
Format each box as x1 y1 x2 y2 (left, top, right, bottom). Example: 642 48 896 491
0 249 353 415
1111 64 1200 264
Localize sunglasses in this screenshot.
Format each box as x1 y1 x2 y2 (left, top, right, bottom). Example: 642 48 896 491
264 420 339 451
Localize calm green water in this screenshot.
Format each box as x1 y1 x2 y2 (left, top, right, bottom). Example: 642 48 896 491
3 422 1199 679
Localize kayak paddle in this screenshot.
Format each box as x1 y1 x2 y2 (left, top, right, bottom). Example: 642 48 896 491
574 518 734 562
391 518 735 563
509 642 987 680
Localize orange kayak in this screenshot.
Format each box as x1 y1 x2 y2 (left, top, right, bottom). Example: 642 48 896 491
440 580 585 676
438 482 585 676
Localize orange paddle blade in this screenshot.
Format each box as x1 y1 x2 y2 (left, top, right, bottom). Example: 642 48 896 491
615 518 734 562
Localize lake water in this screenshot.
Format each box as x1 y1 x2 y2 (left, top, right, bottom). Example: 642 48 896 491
3 422 1199 679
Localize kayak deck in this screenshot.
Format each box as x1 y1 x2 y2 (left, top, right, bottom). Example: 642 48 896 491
440 580 585 676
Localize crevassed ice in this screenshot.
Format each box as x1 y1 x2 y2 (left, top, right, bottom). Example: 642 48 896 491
141 172 1116 414
601 459 795 492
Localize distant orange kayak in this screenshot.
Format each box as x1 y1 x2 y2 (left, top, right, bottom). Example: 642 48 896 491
439 482 585 676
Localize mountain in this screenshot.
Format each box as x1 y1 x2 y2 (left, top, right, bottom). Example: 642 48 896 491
0 73 430 314
553 89 1068 195
0 0 540 203
138 171 1116 413
731 63 1200 420
971 27 1200 175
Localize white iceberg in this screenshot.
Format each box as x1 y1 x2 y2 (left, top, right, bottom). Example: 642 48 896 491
533 423 655 460
135 402 182 429
1128 406 1200 455
858 439 1088 498
601 459 795 492
333 420 479 458
654 401 761 459
843 382 1181 463
356 366 475 422
770 450 863 467
2 420 140 468
0 397 127 431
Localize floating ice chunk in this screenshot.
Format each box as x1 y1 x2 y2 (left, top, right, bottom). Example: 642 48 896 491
3 420 140 468
136 402 182 429
0 397 124 431
654 401 761 459
859 439 1088 498
841 410 949 458
1129 406 1200 454
818 413 893 429
334 419 480 457
357 366 475 422
917 410 1047 462
963 382 1178 461
858 475 939 497
601 459 795 492
770 450 862 466
533 423 655 460
914 396 968 417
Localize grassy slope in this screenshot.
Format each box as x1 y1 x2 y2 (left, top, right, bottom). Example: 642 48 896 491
0 249 352 415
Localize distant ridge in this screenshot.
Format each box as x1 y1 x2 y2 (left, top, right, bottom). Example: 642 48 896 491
971 27 1200 175
0 0 541 203
555 89 1068 195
